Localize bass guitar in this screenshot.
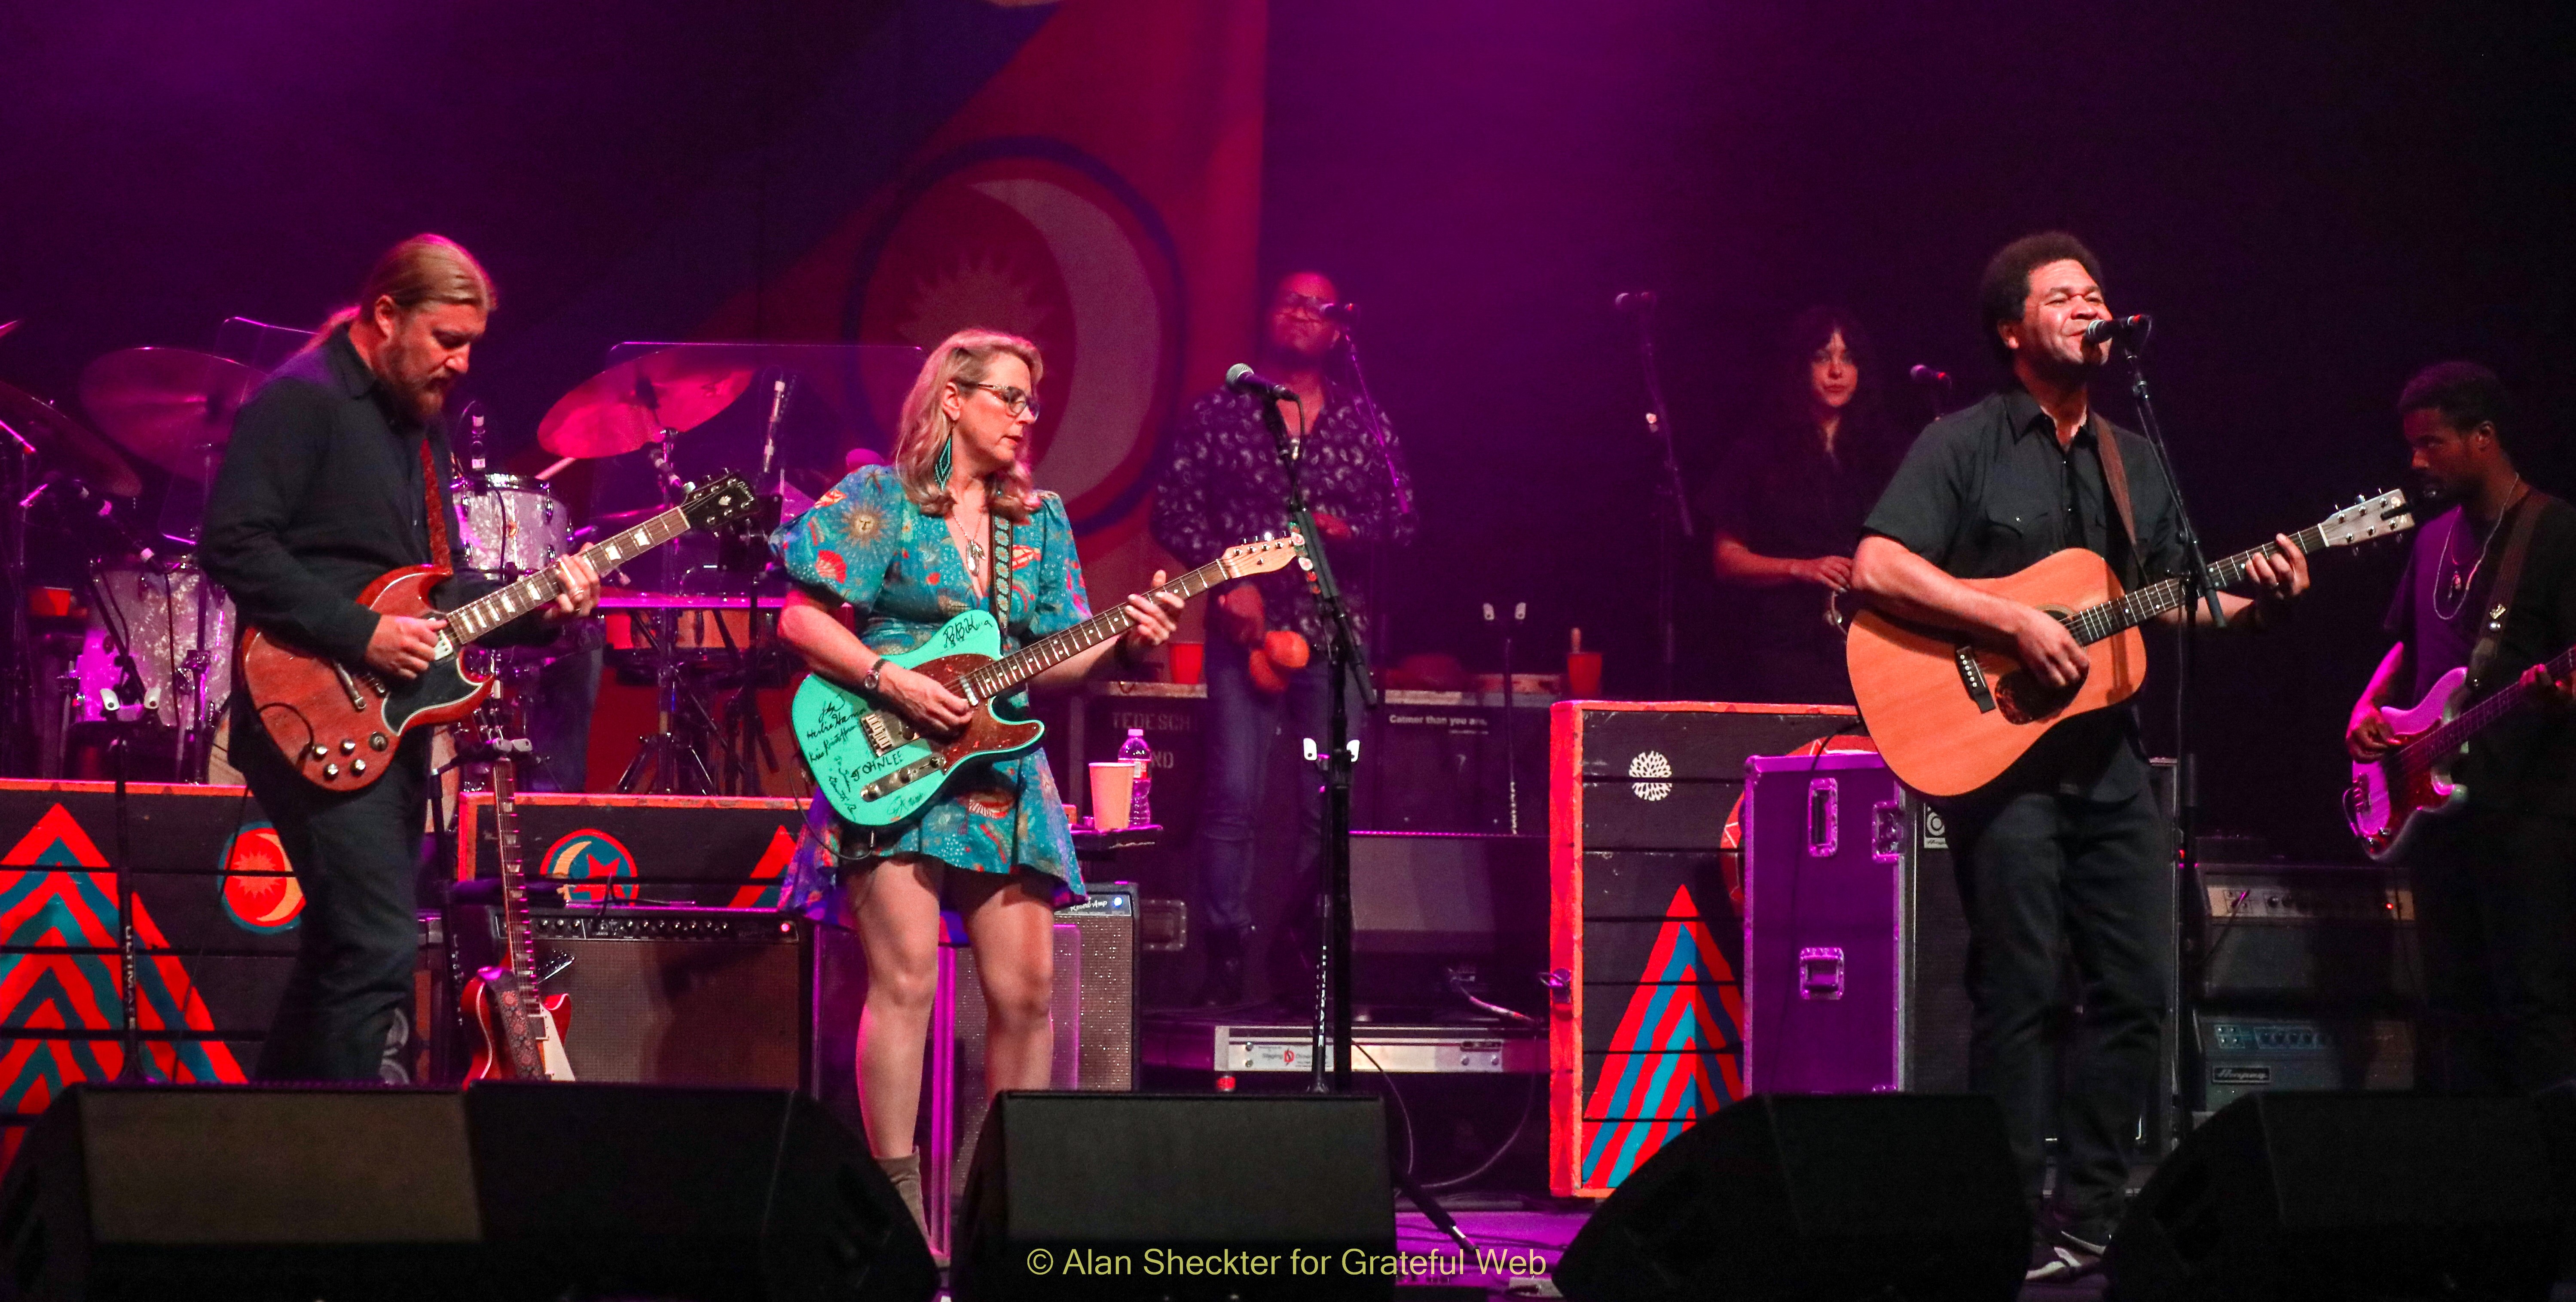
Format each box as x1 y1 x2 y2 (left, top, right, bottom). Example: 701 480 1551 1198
240 474 755 792
1846 490 2415 797
794 534 1304 827
462 736 572 1081
2345 639 2576 862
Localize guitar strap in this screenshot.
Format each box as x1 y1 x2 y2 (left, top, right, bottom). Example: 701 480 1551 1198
2466 490 2557 694
990 483 1014 649
2090 416 2143 587
419 437 453 577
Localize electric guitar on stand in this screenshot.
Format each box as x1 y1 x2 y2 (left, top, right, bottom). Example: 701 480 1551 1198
239 474 756 792
1845 490 2416 797
461 736 572 1081
793 534 1303 828
2345 639 2576 862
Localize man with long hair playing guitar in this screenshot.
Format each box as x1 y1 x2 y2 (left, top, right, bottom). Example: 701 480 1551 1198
1848 232 2310 1282
2346 363 2576 1094
203 235 601 1082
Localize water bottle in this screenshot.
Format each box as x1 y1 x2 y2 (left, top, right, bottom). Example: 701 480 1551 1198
1118 727 1154 827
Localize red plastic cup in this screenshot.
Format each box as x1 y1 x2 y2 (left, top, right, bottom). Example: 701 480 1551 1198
1169 640 1206 685
1565 651 1604 698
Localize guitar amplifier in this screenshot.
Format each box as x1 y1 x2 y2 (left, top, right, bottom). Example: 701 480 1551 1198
447 904 815 1089
2191 1012 2415 1116
2192 863 2420 1005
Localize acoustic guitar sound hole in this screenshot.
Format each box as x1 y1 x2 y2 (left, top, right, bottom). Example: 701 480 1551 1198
1992 667 2084 724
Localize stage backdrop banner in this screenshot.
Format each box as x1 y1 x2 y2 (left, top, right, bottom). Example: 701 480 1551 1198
696 0 1270 612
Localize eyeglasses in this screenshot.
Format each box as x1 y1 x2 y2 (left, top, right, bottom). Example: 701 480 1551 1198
958 381 1041 419
1272 293 1333 319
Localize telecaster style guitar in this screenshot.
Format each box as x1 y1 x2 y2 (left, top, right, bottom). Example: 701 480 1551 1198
2346 639 2576 862
239 474 755 791
461 737 572 1081
1845 490 2416 797
794 534 1305 828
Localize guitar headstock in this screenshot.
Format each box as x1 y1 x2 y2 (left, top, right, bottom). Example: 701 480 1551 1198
681 473 760 529
2314 489 2414 550
1217 533 1304 580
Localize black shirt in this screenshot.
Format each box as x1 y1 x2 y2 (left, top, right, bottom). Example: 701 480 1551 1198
1862 387 2184 801
1702 421 1899 704
203 325 539 669
2383 492 2576 816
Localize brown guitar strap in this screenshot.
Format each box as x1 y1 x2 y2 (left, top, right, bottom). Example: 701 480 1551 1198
2090 416 2142 587
2467 490 2557 694
420 437 453 576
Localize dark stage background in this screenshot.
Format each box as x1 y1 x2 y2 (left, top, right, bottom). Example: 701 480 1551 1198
5 0 2571 859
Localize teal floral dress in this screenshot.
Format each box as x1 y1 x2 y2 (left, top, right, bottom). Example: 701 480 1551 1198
770 465 1091 916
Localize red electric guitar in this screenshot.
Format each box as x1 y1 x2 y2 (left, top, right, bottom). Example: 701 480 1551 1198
461 737 572 1081
2346 639 2576 862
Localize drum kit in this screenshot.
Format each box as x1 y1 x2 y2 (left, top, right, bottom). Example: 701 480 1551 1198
0 331 797 794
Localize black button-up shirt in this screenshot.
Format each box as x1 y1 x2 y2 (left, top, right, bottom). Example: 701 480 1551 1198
203 324 536 669
1862 386 2183 801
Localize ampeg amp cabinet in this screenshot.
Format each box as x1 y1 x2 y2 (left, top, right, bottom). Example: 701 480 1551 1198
2191 1013 2415 1116
2192 862 2420 1004
1546 700 1867 1197
446 904 816 1089
1740 752 1970 1097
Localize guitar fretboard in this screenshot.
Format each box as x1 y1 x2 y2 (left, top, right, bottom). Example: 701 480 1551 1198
2062 523 2332 646
2393 642 2576 779
954 553 1248 703
440 506 692 642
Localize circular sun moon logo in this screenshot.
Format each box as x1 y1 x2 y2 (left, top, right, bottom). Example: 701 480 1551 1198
541 831 638 905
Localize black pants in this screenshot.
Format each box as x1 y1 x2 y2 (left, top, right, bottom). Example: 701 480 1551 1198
2410 807 2576 1094
232 697 432 1082
1946 782 2171 1220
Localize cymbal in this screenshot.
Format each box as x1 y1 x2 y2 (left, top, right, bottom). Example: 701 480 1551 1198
0 378 143 496
538 348 753 460
80 347 268 480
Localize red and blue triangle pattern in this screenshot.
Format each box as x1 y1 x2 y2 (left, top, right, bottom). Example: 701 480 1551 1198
724 828 798 910
1580 884 1744 1190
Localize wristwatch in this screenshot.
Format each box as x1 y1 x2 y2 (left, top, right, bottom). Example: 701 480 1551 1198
860 659 889 695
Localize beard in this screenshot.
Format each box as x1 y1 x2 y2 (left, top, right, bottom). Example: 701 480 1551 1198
374 337 452 421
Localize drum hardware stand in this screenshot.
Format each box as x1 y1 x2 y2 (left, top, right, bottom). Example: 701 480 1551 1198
0 421 36 776
108 731 159 1082
1620 293 1693 697
1253 383 1475 1258
617 425 723 795
712 377 791 796
1483 600 1526 834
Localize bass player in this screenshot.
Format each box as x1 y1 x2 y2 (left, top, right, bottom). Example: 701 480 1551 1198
2346 362 2576 1094
1849 232 2308 1281
202 235 600 1083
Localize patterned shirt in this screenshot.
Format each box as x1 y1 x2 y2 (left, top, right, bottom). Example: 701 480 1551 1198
769 465 1091 916
1151 383 1415 645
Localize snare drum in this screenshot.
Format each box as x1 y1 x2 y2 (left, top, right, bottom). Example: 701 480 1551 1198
72 557 235 729
452 473 568 577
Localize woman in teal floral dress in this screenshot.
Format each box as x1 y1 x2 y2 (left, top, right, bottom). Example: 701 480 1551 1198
773 329 1180 1249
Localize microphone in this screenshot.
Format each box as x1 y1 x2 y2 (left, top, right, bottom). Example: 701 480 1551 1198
1613 291 1657 313
1225 363 1296 402
2081 314 2154 348
1908 365 1953 387
1317 301 1360 325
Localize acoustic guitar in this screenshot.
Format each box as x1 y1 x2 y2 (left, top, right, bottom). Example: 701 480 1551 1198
2346 639 2576 862
794 534 1303 828
1846 490 2415 797
238 474 754 791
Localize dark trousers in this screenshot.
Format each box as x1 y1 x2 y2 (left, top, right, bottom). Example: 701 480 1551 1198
1190 638 1333 936
2410 808 2576 1094
1946 782 2171 1220
232 697 431 1082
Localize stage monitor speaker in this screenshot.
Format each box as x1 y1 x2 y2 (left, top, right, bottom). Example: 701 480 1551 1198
951 1092 1396 1301
0 1082 938 1302
1554 1093 2027 1302
2105 1091 2561 1301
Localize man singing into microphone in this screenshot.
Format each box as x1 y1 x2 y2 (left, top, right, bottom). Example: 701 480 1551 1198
1151 269 1414 1006
1851 232 2308 1281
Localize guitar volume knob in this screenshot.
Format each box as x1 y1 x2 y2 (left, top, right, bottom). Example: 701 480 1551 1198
324 763 340 779
340 739 357 755
311 745 329 760
370 733 389 752
351 760 367 776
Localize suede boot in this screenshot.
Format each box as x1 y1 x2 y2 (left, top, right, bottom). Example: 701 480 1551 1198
876 1151 947 1267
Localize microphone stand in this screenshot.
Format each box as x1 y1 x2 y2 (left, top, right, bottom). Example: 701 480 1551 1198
2110 331 2218 1154
1252 388 1474 1257
1332 317 1411 663
1628 302 1693 698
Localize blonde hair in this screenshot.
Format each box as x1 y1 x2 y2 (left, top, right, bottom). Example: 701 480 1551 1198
892 329 1043 523
312 233 498 340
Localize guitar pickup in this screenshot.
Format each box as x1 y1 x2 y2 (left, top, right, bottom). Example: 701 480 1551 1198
860 753 946 801
860 711 917 755
1954 645 1998 713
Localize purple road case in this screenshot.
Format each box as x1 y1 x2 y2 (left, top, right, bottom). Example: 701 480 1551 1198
1742 751 1916 1094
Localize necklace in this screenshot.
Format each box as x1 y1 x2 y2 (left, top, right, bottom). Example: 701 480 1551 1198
948 483 991 591
2434 477 2526 622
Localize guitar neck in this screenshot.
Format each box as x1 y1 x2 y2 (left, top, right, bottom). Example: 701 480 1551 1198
955 556 1238 702
2062 523 2334 645
492 754 537 989
440 504 694 644
2399 640 2576 771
